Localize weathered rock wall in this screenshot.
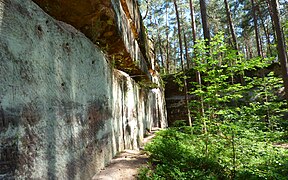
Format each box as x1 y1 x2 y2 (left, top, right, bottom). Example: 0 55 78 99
0 0 167 179
32 0 154 81
163 73 195 126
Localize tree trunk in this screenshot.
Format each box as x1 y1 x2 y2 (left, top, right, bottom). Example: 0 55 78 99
189 0 197 45
224 0 238 51
259 31 265 57
183 30 190 69
173 0 192 126
190 0 205 126
157 34 165 71
174 42 178 72
154 19 165 71
165 5 170 73
258 5 272 56
142 0 149 20
245 43 249 59
173 0 184 70
246 37 253 59
200 0 210 45
266 0 277 42
270 0 288 100
165 41 170 73
251 0 262 57
224 0 246 85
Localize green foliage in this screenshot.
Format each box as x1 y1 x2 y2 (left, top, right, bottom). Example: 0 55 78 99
172 72 185 91
172 120 187 127
139 33 288 180
137 80 159 89
141 128 228 179
191 33 287 131
139 126 288 180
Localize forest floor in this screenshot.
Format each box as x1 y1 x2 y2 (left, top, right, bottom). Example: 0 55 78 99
92 129 158 180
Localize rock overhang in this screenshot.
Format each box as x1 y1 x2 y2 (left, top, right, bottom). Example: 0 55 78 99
32 0 154 82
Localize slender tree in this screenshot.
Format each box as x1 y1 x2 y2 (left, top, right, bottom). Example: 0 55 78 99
173 0 184 70
142 0 149 20
165 4 170 73
183 30 190 69
157 33 165 70
266 0 277 40
256 2 272 56
224 0 238 51
224 0 247 85
173 0 192 126
200 0 210 132
189 0 205 120
189 0 197 45
251 0 262 57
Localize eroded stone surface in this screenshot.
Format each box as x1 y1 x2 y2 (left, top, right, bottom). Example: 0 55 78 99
32 0 154 81
0 0 167 179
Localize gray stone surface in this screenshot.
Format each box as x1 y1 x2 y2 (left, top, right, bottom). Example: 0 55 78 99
32 0 155 80
0 0 167 179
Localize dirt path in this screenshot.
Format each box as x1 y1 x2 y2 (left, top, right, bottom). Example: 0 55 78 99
273 143 288 149
92 129 157 180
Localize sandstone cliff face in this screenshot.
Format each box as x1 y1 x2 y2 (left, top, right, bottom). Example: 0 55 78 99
0 0 167 179
32 0 154 81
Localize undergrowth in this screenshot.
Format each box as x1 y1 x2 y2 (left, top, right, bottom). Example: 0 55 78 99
139 125 288 180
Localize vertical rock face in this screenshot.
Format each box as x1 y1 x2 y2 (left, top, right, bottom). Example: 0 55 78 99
163 75 194 126
32 0 154 81
0 0 167 179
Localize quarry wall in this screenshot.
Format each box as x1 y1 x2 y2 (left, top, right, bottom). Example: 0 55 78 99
0 0 167 179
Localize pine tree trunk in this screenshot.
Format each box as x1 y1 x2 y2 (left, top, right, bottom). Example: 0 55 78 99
244 38 252 59
190 0 205 126
165 6 170 73
189 0 197 45
142 0 149 20
251 0 262 57
157 34 165 71
224 0 238 51
270 0 288 100
266 0 277 42
173 0 192 126
154 19 165 71
258 6 272 56
200 0 210 45
174 0 184 70
183 30 190 69
224 0 246 85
